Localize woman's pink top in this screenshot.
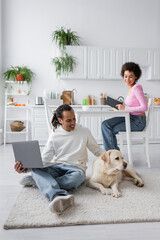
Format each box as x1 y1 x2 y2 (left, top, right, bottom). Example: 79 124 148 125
125 84 148 115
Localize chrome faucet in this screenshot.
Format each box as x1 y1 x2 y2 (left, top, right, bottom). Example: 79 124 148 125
71 89 77 105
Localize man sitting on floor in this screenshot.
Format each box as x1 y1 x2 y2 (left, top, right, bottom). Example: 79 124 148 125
14 104 105 214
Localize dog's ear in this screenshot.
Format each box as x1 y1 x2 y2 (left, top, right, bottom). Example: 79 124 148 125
101 150 112 163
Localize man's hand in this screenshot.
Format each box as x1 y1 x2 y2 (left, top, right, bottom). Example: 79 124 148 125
14 161 26 173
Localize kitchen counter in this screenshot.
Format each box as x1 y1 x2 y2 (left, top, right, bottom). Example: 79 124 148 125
31 104 160 145
30 104 110 108
29 104 160 109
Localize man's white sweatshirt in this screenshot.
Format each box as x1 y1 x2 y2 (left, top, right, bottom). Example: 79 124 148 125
42 124 105 172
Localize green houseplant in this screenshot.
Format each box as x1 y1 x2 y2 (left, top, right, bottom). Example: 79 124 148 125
52 27 80 50
52 53 76 77
52 27 80 77
3 66 34 83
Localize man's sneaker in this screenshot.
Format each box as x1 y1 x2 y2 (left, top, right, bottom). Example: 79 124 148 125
49 195 74 214
19 175 36 187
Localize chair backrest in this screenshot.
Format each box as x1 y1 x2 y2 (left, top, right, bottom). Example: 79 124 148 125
43 98 55 135
144 98 152 132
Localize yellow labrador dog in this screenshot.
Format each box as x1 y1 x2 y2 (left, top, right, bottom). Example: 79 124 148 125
87 150 144 198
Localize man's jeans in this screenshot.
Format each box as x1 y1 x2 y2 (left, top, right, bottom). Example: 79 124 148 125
31 164 85 201
101 115 146 151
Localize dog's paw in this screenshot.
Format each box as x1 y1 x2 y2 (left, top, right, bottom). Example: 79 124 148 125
112 191 121 198
134 178 144 187
101 189 112 195
137 182 144 187
106 189 113 195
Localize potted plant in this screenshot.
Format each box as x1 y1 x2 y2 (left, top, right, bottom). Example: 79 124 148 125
3 66 34 84
52 27 80 77
52 53 77 77
52 27 80 50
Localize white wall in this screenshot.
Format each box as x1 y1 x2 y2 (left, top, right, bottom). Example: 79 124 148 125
0 0 3 131
1 0 160 107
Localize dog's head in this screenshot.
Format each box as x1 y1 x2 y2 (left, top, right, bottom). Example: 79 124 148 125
101 150 127 171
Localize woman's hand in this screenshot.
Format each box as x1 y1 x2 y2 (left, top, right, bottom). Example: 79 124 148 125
116 104 125 110
14 161 26 173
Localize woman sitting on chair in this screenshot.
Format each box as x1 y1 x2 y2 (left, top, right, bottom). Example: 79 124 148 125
101 62 148 151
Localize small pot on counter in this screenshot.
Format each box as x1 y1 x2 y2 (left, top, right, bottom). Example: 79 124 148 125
35 97 44 105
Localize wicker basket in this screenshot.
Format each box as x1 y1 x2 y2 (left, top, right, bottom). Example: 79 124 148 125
10 121 25 132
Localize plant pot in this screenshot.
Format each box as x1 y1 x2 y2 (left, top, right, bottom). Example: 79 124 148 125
16 74 23 81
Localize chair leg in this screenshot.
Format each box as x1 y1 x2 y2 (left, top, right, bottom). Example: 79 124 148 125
119 135 124 155
144 136 151 168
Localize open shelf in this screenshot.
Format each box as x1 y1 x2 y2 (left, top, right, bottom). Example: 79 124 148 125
4 81 29 144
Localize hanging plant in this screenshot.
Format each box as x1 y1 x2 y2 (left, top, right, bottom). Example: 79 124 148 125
52 27 80 77
52 53 77 77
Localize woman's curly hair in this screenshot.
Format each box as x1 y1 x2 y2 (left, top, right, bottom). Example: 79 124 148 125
51 104 72 129
121 62 142 82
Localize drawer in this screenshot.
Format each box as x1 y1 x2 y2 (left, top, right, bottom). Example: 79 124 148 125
32 126 48 140
32 108 45 115
33 117 47 123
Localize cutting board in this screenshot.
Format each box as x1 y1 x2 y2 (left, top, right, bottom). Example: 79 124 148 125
61 91 72 105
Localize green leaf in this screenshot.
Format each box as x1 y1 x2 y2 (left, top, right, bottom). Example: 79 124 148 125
52 53 77 77
3 65 35 83
52 26 80 49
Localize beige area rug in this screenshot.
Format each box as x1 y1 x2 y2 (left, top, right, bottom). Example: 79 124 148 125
4 173 160 229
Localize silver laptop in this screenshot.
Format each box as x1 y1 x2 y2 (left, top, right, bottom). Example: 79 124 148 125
12 140 43 168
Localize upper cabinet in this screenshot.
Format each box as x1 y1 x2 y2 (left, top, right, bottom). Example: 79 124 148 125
59 46 160 81
128 49 150 67
60 46 87 79
101 48 112 79
146 49 160 80
104 48 127 79
88 47 101 79
87 47 127 80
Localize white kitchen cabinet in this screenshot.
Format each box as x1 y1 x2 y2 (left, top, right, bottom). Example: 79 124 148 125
87 47 101 79
128 49 150 67
146 49 160 80
90 114 102 143
108 48 127 79
58 46 160 81
31 107 49 145
60 46 87 79
101 48 112 79
30 105 160 145
88 47 127 80
4 81 29 144
150 106 160 142
31 106 104 145
77 107 102 143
